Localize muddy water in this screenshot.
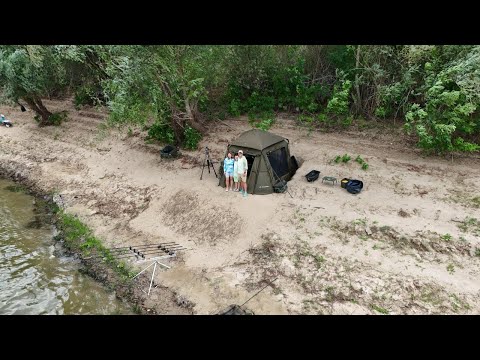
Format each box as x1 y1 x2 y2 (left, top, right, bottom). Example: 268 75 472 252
0 179 132 314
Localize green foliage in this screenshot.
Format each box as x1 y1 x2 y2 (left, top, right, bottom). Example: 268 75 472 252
333 153 369 170
472 197 480 208
34 111 67 126
447 264 455 274
341 154 351 163
0 46 65 100
355 155 370 170
183 126 202 150
326 79 352 116
0 46 89 125
371 304 389 315
257 117 275 131
58 211 134 281
74 87 92 108
146 122 175 144
60 212 92 246
246 91 276 114
272 59 328 112
404 47 480 153
4 184 27 192
298 115 315 124
457 217 480 236
326 46 356 76
229 98 242 117
374 106 387 118
313 254 325 268
249 111 276 131
226 48 330 116
297 114 316 134
99 45 217 146
74 85 104 109
441 233 452 241
317 113 328 123
342 115 353 127
2 45 480 153
50 111 68 126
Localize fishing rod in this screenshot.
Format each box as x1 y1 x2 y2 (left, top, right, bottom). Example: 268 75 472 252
83 241 187 260
103 243 179 254
91 245 188 260
133 247 186 257
86 246 186 260
108 242 177 251
240 277 278 307
114 250 180 262
131 245 186 253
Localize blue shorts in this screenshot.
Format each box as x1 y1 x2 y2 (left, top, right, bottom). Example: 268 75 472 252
225 171 233 177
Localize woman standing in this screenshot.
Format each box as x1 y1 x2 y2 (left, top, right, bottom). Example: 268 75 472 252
223 152 235 191
233 154 239 191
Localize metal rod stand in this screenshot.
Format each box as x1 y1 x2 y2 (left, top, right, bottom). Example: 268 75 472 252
132 259 171 296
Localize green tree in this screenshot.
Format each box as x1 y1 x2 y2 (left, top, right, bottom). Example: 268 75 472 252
98 45 225 146
0 45 85 126
404 46 480 153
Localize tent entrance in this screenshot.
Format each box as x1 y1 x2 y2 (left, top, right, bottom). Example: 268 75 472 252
245 154 255 177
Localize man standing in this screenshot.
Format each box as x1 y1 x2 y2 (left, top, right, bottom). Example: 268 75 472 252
237 150 248 197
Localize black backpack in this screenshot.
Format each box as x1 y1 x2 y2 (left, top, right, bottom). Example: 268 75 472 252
345 180 363 194
160 145 178 158
305 170 320 182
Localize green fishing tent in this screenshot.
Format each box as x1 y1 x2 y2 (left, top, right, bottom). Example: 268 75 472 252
219 129 298 195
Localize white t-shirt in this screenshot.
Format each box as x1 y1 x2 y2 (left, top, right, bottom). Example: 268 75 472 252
237 156 248 174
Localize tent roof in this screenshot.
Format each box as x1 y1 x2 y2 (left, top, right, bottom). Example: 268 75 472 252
230 129 286 150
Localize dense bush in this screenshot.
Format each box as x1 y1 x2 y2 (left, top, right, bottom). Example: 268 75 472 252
183 126 202 150
405 47 480 153
74 85 105 109
2 45 479 153
146 122 175 144
326 79 352 116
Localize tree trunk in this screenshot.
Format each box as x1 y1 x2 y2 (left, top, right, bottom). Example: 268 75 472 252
184 97 206 134
171 118 185 146
23 96 53 127
34 96 52 118
353 45 362 115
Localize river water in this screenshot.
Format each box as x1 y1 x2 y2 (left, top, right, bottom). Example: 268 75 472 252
0 178 132 315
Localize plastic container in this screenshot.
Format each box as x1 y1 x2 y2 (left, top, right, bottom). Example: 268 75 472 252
341 178 350 189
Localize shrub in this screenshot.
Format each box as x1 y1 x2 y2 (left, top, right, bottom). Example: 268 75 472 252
183 125 202 150
146 122 175 144
404 48 480 153
326 79 352 116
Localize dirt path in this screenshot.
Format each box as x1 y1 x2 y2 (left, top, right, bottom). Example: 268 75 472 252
1 99 479 314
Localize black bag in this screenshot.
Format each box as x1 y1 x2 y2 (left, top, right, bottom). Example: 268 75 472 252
273 179 288 193
160 145 178 158
345 180 363 194
305 170 320 182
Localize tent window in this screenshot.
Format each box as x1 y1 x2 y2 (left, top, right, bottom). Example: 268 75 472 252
267 147 288 177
